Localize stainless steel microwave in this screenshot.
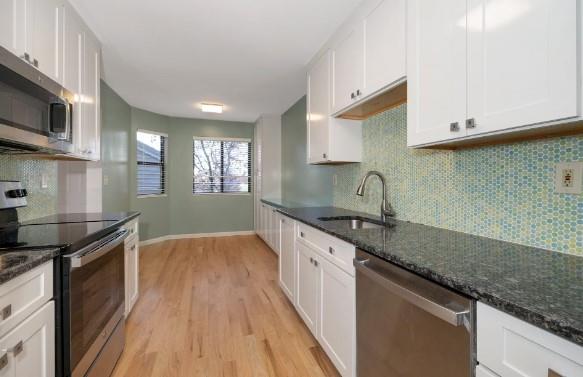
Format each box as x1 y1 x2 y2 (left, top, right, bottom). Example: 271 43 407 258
0 45 74 154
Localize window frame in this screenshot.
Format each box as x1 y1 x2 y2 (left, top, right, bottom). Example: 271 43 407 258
136 129 168 198
192 136 252 195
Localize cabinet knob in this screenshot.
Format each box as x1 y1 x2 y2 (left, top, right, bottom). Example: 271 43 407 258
1 304 11 320
300 232 305 238
7 341 23 356
356 89 361 96
20 53 30 63
314 260 319 267
309 257 313 263
351 92 355 99
449 122 460 132
329 247 335 255
465 118 476 129
322 153 327 159
33 59 39 68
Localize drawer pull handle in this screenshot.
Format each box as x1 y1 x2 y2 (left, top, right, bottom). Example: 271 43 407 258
329 247 335 255
0 354 7 370
131 245 136 251
8 341 23 356
309 257 314 264
314 260 319 267
1 305 11 320
548 369 564 377
300 232 305 238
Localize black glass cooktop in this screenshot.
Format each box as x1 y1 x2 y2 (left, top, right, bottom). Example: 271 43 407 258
0 220 120 253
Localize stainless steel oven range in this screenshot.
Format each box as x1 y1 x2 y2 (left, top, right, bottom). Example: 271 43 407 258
62 228 128 377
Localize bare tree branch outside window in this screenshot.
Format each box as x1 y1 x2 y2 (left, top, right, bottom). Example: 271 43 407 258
193 138 252 193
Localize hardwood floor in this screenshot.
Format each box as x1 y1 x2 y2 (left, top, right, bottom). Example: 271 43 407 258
112 235 341 377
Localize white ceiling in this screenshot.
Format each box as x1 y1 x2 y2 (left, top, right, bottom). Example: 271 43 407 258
70 0 363 122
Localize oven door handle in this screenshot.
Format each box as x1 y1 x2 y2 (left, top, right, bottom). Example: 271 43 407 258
354 258 470 326
66 229 129 269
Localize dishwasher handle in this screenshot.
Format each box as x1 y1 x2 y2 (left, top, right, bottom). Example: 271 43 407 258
354 258 470 327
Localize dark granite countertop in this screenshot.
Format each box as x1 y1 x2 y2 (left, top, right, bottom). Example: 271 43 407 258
0 248 60 285
21 211 140 225
263 201 583 347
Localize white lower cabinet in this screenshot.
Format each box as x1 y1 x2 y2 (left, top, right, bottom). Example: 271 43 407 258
283 218 355 377
124 218 140 317
318 257 355 377
295 242 320 337
475 365 499 377
278 215 295 302
477 302 583 377
0 301 54 377
257 203 280 255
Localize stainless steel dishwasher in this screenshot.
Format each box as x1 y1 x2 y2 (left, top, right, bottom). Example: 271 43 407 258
354 249 476 377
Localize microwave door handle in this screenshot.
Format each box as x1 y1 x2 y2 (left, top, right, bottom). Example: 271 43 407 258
67 229 128 269
354 259 470 326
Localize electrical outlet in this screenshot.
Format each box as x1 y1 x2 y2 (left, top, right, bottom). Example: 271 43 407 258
555 162 583 194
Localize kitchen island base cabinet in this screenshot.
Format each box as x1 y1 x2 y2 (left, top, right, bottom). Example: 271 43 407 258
477 302 583 377
0 300 54 377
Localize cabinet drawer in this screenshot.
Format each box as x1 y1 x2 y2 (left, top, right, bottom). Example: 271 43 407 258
296 223 355 276
0 262 53 338
477 303 583 377
123 218 139 238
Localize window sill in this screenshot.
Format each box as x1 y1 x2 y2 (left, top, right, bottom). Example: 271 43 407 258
137 194 168 199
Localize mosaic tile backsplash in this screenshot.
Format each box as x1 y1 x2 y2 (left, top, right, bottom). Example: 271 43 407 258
0 156 58 221
333 104 583 255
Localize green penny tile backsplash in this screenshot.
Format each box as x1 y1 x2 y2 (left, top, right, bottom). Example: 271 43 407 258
333 104 583 255
0 156 58 221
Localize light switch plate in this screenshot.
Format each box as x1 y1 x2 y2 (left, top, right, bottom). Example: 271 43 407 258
555 162 583 194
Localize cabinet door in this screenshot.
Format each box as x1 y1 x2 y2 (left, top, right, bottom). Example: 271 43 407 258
82 31 101 160
28 0 63 84
467 0 578 135
278 216 295 301
0 301 54 377
295 242 319 336
0 0 26 56
319 257 355 377
307 51 331 163
125 241 139 316
407 0 467 147
271 209 280 254
363 0 406 96
332 27 364 114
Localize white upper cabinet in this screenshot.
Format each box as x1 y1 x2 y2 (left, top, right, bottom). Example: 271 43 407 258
28 0 64 84
308 52 331 163
81 30 101 160
408 0 582 147
307 51 362 164
466 0 578 135
332 27 364 114
0 0 64 84
407 0 468 146
363 0 406 97
0 0 23 56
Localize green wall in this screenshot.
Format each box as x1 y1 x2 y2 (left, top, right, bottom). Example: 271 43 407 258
129 108 171 240
99 85 255 241
281 96 334 206
101 82 131 212
333 104 583 255
168 117 254 235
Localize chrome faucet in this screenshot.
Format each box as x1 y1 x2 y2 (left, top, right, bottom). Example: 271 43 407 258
356 171 395 223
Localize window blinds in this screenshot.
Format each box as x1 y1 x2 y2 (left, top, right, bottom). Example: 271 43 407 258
137 130 167 196
193 137 252 194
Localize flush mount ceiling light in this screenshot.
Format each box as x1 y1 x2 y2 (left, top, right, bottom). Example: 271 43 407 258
200 103 224 114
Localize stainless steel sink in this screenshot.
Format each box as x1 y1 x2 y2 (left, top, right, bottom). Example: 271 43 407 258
318 217 390 230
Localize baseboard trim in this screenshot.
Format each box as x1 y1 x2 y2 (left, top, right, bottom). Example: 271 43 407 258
139 231 257 246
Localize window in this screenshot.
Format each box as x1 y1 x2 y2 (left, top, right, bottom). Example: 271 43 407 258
193 137 252 194
137 130 167 196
